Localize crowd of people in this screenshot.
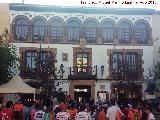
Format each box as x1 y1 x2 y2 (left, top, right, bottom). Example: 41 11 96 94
0 97 158 120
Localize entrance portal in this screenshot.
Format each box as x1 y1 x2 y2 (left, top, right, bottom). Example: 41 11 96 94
74 85 91 104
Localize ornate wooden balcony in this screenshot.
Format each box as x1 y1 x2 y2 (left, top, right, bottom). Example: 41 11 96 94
68 66 97 80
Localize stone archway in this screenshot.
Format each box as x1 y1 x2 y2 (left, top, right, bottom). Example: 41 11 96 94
69 80 95 100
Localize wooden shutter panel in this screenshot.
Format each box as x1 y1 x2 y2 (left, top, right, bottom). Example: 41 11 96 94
109 53 113 78
20 52 26 77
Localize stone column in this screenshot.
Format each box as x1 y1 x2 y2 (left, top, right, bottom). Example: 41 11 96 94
63 25 67 43
91 85 95 100
9 35 14 43
69 81 74 99
131 39 136 46
45 36 50 44
114 38 118 45
28 25 32 42
97 37 102 44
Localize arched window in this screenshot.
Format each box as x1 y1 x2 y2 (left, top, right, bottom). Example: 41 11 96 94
49 20 63 43
68 20 80 42
118 21 132 44
135 21 148 44
101 21 114 43
14 18 29 41
84 20 97 43
32 18 46 41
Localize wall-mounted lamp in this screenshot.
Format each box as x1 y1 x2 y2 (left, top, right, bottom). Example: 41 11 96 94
60 64 64 71
101 65 104 76
60 64 65 78
4 28 9 37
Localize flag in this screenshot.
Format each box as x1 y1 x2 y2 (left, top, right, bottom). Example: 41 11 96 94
113 46 117 70
123 47 126 64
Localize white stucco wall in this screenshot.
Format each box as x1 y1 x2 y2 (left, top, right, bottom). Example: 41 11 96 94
55 80 70 94
152 15 160 65
12 40 153 101
95 80 111 101
142 82 148 100
13 43 153 80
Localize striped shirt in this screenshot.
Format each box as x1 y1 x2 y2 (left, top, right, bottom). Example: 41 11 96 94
56 112 70 120
75 112 91 120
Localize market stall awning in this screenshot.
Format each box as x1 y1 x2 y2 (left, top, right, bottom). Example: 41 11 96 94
0 75 36 93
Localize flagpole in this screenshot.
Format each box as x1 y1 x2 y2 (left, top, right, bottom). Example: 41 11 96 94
47 43 50 73
113 39 117 78
122 47 126 80
39 42 42 73
40 43 42 59
47 43 49 55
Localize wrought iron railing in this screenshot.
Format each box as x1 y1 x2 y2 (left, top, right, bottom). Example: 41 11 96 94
68 66 97 80
111 66 140 80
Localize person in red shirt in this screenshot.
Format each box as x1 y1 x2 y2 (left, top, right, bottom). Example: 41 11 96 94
97 106 107 120
127 105 134 120
68 104 78 120
0 101 14 120
14 100 24 112
14 100 24 120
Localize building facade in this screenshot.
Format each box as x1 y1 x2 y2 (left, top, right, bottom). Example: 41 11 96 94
1 3 160 102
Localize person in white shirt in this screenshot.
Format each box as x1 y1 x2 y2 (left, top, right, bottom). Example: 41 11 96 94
56 111 70 120
56 102 70 120
146 106 155 120
106 99 121 120
34 104 45 120
75 104 91 120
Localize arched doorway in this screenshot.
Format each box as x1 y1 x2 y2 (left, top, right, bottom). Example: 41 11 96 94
111 81 142 104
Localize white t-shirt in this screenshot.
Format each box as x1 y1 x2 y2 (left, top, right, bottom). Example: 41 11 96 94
34 110 45 120
56 112 70 120
75 111 91 120
148 113 155 120
106 105 120 120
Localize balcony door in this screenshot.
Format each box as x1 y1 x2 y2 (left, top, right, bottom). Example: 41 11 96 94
76 52 89 73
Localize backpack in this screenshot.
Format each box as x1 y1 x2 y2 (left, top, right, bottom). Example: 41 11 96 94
44 113 50 120
134 111 139 120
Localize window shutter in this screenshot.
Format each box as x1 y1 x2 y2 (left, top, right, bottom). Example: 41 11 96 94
110 53 113 77
20 52 26 77
138 53 142 79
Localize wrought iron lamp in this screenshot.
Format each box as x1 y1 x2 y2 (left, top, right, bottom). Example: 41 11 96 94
101 65 104 76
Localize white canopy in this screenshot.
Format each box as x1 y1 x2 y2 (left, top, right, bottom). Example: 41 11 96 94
0 75 36 94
